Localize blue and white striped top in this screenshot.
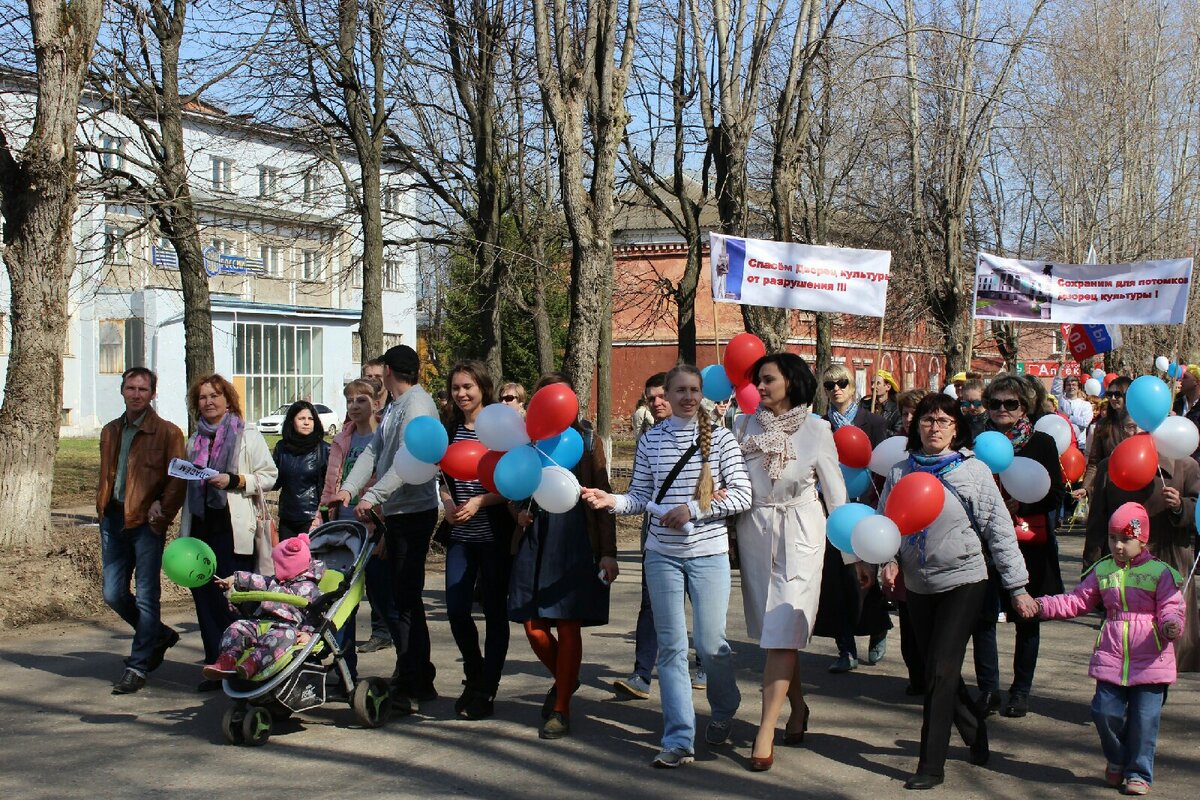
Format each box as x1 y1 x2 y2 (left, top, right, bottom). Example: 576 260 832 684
445 425 493 542
614 415 752 558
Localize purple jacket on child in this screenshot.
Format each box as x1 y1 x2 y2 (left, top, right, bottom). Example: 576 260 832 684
1039 550 1184 686
230 560 326 630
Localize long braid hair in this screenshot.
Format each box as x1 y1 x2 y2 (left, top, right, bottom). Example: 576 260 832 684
664 363 713 513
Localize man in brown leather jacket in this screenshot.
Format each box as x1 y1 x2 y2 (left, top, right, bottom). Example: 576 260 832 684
96 367 186 695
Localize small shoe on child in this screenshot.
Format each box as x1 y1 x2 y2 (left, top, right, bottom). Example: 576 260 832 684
1121 779 1150 796
1104 765 1123 788
202 655 238 681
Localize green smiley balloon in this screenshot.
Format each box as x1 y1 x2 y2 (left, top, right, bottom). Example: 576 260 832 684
162 537 218 588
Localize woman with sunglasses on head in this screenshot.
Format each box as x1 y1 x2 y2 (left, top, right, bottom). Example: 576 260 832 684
815 363 892 674
870 370 902 434
498 382 527 416
973 374 1065 720
877 393 1036 790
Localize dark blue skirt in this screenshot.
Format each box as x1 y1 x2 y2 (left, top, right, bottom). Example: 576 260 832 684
508 503 609 626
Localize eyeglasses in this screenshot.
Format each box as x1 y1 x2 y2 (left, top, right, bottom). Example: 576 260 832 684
918 416 955 430
1106 391 1125 400
986 398 1022 412
500 395 519 403
823 378 850 390
959 399 983 409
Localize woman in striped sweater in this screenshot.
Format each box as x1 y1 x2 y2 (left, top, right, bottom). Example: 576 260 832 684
583 364 752 768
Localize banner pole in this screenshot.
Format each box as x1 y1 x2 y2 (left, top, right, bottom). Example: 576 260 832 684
870 313 886 413
712 294 722 364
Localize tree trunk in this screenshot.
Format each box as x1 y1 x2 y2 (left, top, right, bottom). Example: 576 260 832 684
0 0 104 547
358 159 385 361
596 288 613 449
531 269 555 376
677 241 702 364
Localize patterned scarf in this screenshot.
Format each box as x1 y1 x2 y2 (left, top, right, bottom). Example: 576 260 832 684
740 405 809 480
904 450 966 566
988 415 1033 453
828 399 860 431
188 413 244 518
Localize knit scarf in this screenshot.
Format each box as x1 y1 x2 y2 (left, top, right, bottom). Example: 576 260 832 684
740 405 809 480
989 415 1033 453
188 413 244 518
828 400 859 431
904 450 965 566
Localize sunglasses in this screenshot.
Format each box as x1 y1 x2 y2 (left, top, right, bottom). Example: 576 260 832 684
823 378 850 390
500 395 519 403
959 399 983 409
1106 391 1125 400
987 398 1022 412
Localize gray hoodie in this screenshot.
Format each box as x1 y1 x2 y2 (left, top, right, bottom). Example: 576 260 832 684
340 384 439 515
878 451 1029 597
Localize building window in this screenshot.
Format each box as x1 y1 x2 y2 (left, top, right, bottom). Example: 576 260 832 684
384 258 402 290
351 257 363 288
303 171 321 202
259 245 284 277
211 157 234 192
382 188 403 214
928 357 942 391
234 322 324 423
104 225 131 265
383 333 404 350
351 331 361 365
1053 329 1065 355
300 250 323 282
258 166 281 198
152 236 178 269
99 318 144 373
100 135 126 171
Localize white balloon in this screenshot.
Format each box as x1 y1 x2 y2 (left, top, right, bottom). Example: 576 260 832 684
868 435 910 476
850 515 902 564
999 457 1051 504
475 403 531 452
1155 355 1170 372
1033 413 1072 455
1092 368 1106 381
1152 416 1200 459
1084 378 1103 397
391 445 440 484
943 384 958 398
532 465 581 513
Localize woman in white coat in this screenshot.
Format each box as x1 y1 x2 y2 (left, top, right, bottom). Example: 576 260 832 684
180 374 277 690
735 353 858 770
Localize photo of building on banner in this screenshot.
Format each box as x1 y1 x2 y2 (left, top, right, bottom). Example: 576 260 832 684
972 252 1193 324
709 233 891 316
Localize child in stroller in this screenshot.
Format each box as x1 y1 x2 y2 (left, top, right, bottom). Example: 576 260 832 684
203 534 325 680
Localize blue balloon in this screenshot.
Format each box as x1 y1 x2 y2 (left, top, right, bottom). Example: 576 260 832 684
973 430 1015 473
1168 362 1180 378
840 465 872 498
701 364 735 402
1126 375 1172 433
826 503 875 554
537 426 584 470
494 446 543 500
404 416 449 464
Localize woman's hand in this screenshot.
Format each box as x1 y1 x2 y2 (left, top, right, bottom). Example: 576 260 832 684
332 490 352 508
853 561 875 589
1012 593 1040 620
1162 486 1182 511
449 496 482 524
880 561 899 592
599 556 619 584
207 473 231 490
580 487 616 510
516 509 535 528
659 504 693 529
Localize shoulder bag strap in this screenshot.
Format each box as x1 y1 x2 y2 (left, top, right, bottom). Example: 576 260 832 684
656 442 700 505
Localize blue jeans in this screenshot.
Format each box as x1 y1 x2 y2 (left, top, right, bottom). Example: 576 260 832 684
1092 682 1166 784
445 539 511 693
100 509 173 675
644 549 740 751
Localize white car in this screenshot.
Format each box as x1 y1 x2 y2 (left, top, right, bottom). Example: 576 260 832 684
257 403 339 436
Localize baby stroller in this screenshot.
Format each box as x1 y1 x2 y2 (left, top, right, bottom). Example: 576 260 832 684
218 518 391 746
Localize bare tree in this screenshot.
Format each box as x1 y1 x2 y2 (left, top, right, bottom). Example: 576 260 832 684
0 0 104 547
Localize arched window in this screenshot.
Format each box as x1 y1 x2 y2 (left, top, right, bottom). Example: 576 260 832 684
928 357 942 391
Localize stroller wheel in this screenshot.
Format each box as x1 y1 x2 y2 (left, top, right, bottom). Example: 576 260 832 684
222 707 246 745
352 677 392 728
241 705 272 746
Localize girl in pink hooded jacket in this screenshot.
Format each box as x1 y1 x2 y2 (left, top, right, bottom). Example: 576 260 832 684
1038 502 1184 796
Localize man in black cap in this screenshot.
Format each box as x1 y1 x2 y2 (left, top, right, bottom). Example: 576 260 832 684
336 344 440 713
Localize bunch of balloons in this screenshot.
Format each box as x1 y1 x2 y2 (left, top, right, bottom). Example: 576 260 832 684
700 332 768 413
1153 355 1184 379
1106 374 1197 491
394 384 587 512
833 425 873 498
825 470 946 563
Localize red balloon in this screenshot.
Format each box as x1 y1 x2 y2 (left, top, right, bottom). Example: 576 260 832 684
1103 372 1118 390
1108 433 1159 491
477 450 504 494
833 425 872 469
884 472 946 535
1061 445 1085 484
525 384 580 441
441 440 488 482
735 381 760 414
723 332 767 386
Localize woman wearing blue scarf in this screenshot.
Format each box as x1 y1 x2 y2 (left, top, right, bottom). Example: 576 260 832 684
877 393 1037 790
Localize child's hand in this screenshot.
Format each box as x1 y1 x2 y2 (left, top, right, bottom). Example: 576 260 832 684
213 576 232 590
1162 620 1182 640
296 632 312 646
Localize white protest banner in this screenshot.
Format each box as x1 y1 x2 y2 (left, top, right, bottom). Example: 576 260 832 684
973 252 1192 325
168 458 219 482
710 233 890 317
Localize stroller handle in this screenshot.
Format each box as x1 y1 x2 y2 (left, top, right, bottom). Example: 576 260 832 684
229 590 308 608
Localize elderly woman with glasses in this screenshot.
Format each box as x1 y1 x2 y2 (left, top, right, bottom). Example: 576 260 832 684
878 393 1036 789
815 363 892 673
973 373 1065 720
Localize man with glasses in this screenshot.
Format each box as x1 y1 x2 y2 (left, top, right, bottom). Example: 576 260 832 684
1052 372 1093 451
958 379 988 438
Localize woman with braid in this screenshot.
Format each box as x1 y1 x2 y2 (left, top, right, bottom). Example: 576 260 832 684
583 364 752 769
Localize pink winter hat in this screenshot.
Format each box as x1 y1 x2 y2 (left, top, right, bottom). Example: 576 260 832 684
273 533 312 580
1108 502 1150 543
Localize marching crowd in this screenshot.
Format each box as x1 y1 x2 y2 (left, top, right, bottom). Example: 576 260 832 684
95 344 1196 793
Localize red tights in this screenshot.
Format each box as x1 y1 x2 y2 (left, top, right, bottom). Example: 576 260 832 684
524 619 582 715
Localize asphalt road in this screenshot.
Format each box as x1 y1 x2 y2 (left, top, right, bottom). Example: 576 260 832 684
2 539 1197 799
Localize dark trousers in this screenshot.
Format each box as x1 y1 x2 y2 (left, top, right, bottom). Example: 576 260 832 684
278 516 310 541
974 576 1041 696
100 506 173 674
189 509 253 663
907 581 988 778
365 551 398 641
383 508 438 695
445 538 511 693
897 601 925 690
972 578 1002 693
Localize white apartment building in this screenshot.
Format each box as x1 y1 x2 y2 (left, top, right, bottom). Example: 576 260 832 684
0 72 419 434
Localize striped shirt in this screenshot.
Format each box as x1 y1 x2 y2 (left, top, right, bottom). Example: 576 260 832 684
445 425 493 542
615 415 752 558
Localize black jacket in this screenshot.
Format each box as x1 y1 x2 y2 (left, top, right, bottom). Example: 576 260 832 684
273 441 330 524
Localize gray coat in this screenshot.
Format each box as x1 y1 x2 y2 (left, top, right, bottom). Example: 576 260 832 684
878 451 1029 597
340 384 439 515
